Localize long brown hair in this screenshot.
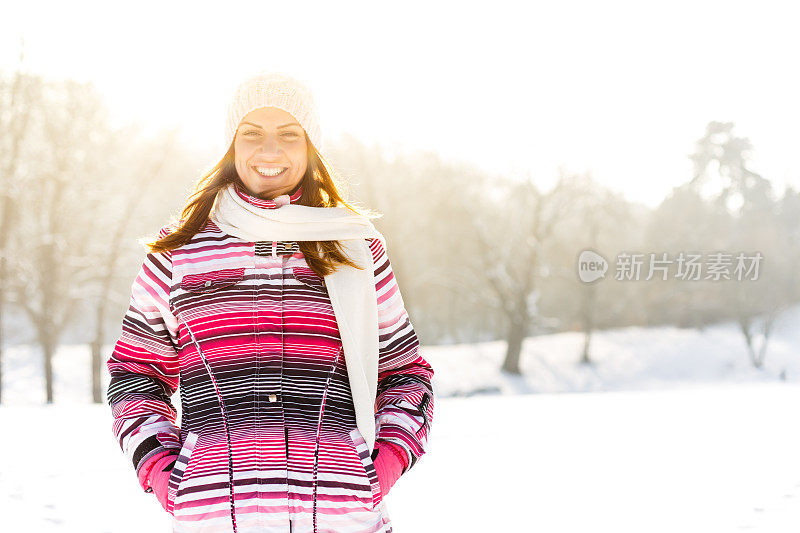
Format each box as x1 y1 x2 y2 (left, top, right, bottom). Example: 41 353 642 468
145 134 381 277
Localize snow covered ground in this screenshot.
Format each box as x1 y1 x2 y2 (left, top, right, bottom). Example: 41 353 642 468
1 306 799 531
423 305 800 399
0 384 798 532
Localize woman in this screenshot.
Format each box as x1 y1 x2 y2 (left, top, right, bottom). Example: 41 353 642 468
106 72 435 533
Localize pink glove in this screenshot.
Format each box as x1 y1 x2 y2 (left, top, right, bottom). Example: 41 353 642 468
373 441 408 499
137 450 179 513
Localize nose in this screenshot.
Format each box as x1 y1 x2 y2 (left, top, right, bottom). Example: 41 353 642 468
256 135 282 156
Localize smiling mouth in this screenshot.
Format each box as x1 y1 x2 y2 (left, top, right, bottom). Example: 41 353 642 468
253 166 288 177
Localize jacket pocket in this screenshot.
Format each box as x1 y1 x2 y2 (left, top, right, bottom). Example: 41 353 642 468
166 430 200 516
348 427 383 510
180 268 245 293
291 265 327 292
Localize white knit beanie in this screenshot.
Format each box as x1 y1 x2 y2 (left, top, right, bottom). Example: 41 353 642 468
224 71 323 151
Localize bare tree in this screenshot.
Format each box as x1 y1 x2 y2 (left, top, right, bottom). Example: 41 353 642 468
729 207 795 369
88 129 180 402
567 174 635 365
9 77 113 402
0 43 37 404
687 121 793 368
454 171 584 375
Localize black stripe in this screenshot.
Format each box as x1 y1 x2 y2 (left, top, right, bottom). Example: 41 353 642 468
255 241 299 257
132 435 163 468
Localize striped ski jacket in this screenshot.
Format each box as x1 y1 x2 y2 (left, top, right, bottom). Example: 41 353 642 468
106 185 435 533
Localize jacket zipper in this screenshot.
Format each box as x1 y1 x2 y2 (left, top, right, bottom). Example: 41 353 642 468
185 321 238 533
312 347 341 533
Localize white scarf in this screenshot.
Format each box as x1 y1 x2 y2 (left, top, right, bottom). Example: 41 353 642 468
210 183 384 452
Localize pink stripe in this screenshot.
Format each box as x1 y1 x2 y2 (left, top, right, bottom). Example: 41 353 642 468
173 249 252 267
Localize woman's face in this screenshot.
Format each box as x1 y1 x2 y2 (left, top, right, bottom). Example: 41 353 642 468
234 106 309 200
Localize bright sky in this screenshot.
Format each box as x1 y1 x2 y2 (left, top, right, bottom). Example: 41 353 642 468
2 0 799 207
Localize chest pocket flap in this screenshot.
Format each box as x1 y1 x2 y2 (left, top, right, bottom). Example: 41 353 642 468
180 267 245 293
292 265 326 291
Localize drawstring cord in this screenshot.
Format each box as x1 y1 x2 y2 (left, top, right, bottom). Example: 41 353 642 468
185 321 238 533
312 347 342 533
184 285 342 533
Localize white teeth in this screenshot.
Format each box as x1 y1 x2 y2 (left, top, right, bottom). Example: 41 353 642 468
255 167 286 177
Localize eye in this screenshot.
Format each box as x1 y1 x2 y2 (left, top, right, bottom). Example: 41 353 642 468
242 130 260 137
282 132 300 139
